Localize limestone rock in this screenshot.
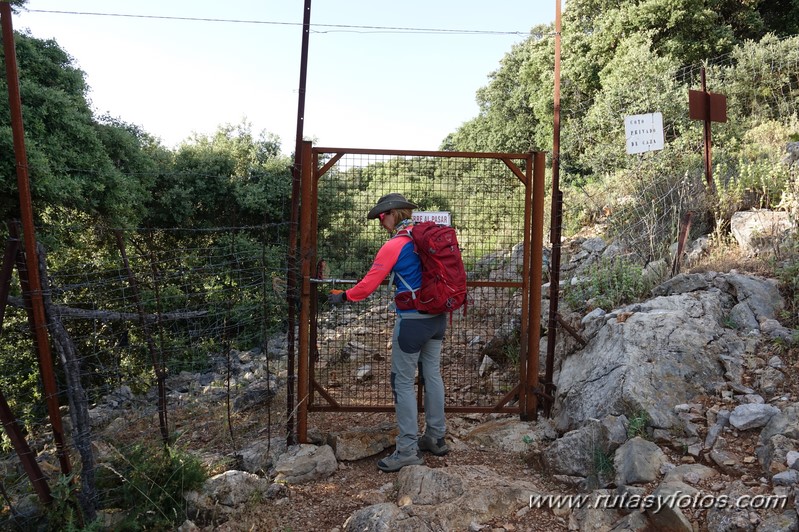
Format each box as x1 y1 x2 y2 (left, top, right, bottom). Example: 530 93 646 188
464 418 555 454
553 272 785 433
273 444 337 484
553 285 729 432
730 210 794 257
646 481 697 532
239 436 286 474
543 419 616 478
343 502 432 532
391 465 538 530
328 423 397 461
756 511 799 532
614 437 667 486
729 403 780 430
232 376 278 412
185 470 270 524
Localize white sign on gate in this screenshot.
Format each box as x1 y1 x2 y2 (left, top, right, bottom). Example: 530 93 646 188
412 211 451 226
624 112 664 154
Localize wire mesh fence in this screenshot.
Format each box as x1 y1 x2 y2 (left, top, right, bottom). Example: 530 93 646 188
301 149 544 422
1 222 293 528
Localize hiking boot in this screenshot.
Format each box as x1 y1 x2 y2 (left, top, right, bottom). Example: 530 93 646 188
376 450 424 472
418 434 449 456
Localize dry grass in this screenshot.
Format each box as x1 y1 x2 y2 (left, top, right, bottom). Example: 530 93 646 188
687 234 778 278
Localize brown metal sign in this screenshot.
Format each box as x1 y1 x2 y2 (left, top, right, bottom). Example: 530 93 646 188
688 89 728 123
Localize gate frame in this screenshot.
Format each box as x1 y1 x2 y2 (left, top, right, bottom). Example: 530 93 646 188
295 142 545 442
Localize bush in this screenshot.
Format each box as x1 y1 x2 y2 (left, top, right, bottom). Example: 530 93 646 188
96 444 206 531
563 257 649 312
775 240 799 331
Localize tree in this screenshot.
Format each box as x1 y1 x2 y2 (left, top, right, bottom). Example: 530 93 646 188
445 24 555 154
756 0 799 37
0 31 153 227
141 121 292 228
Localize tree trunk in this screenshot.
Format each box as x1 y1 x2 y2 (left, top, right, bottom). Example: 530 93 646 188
37 244 97 523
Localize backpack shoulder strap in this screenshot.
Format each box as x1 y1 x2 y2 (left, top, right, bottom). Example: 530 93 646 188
390 226 416 299
393 227 413 240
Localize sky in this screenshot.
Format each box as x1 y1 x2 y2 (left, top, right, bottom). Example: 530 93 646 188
12 1 555 155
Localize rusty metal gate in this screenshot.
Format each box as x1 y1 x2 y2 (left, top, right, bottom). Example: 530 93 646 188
296 142 545 441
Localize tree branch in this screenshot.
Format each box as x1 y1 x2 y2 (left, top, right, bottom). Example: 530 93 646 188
6 296 207 322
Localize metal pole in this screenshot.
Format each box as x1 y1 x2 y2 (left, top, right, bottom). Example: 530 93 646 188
544 0 563 417
294 0 312 162
286 0 312 446
526 152 546 420
701 66 713 190
297 141 314 443
0 390 52 504
0 232 52 504
1 2 71 476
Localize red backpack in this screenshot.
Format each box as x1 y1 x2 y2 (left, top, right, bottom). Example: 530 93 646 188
393 222 467 314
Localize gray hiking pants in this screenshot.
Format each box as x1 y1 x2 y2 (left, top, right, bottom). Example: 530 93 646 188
390 312 447 456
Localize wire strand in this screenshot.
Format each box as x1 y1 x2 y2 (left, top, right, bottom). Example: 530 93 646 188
27 9 542 37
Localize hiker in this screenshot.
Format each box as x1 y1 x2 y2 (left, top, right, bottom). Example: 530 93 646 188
328 193 449 472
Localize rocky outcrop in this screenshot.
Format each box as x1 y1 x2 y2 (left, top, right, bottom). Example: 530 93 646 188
272 444 338 484
344 465 539 531
552 272 786 433
730 210 795 256
185 470 271 524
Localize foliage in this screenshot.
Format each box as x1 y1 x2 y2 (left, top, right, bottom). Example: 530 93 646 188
141 121 291 228
443 25 555 153
446 2 799 273
586 445 615 490
714 35 799 128
95 444 206 531
627 410 650 439
0 304 44 427
1 8 798 527
563 257 649 312
775 241 799 330
711 120 796 225
756 0 799 36
0 31 152 226
572 34 689 177
592 448 615 478
45 474 103 532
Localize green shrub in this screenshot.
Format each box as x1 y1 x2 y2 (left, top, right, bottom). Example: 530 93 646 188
626 410 650 439
563 257 649 312
96 444 206 531
775 240 799 331
592 448 615 478
586 447 616 490
45 474 104 532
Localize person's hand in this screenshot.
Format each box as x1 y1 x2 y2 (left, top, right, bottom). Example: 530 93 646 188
328 289 347 304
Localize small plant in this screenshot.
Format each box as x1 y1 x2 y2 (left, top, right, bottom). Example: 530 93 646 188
0 432 12 454
563 257 648 312
592 448 615 478
502 333 521 366
626 410 650 439
44 474 104 532
96 444 207 531
775 240 799 331
586 447 616 490
721 314 738 330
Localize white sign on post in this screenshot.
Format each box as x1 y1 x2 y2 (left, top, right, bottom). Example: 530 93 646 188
412 211 451 226
624 112 664 155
